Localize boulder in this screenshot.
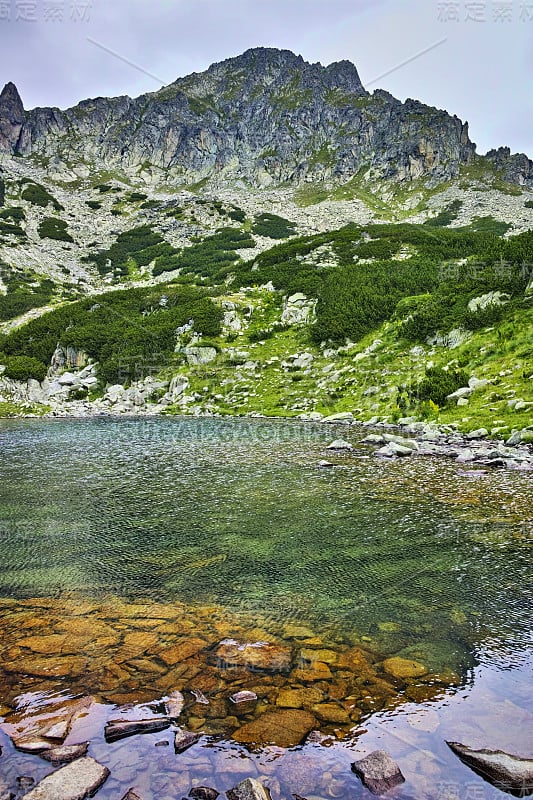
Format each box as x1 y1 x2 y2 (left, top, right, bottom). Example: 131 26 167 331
184 347 217 366
351 750 405 795
377 443 414 458
22 757 109 800
362 434 385 444
326 439 353 451
382 434 419 451
447 387 473 401
466 428 489 440
209 639 292 673
447 742 533 795
322 412 353 424
226 778 272 800
121 791 143 800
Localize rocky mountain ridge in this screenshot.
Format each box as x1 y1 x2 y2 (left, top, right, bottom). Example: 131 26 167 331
1 47 531 190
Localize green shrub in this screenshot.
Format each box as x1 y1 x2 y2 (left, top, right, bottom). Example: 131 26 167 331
38 217 74 243
21 182 63 211
153 228 255 279
0 207 25 222
423 200 463 227
0 175 5 206
525 200 533 209
86 200 102 210
228 207 246 223
3 355 47 382
413 366 470 406
1 284 223 384
87 225 173 278
127 192 148 202
252 213 296 239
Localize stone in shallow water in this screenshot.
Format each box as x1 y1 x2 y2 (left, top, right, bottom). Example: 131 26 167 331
121 791 143 800
189 788 219 800
351 750 405 795
190 689 210 705
311 703 351 725
326 439 354 451
230 691 258 704
174 729 202 753
158 637 207 666
210 640 292 673
447 742 533 796
166 690 185 718
233 709 316 748
382 656 427 679
39 742 89 765
291 661 332 682
226 778 272 800
105 718 170 742
22 756 109 800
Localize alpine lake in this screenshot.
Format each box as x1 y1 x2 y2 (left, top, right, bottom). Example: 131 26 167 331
0 417 531 800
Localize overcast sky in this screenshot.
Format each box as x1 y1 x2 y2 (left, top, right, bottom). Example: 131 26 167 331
0 0 531 155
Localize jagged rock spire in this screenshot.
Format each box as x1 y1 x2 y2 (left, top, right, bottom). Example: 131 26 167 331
0 82 25 153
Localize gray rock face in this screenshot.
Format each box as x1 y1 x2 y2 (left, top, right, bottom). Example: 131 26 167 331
486 146 533 187
0 48 487 190
184 347 218 366
351 750 405 795
22 757 109 800
447 741 533 796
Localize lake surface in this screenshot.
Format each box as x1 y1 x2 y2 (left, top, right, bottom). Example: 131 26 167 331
0 417 531 799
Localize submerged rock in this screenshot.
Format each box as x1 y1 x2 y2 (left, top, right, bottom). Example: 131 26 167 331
39 743 89 765
189 788 219 800
233 709 316 748
383 656 427 679
22 757 109 800
226 778 272 800
230 691 258 704
166 690 185 718
210 639 292 673
447 742 533 796
121 791 143 800
351 750 405 795
105 718 170 742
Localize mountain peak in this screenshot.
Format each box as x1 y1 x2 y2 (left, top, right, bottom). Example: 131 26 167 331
0 81 24 152
0 82 24 113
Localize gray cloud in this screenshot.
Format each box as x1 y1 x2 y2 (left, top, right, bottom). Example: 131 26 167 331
0 0 530 155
